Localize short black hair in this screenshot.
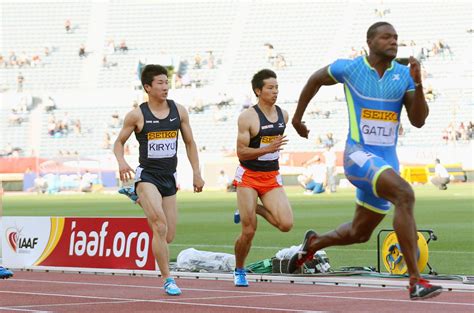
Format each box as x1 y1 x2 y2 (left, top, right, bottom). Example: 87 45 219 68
251 69 277 97
367 21 393 40
141 64 168 89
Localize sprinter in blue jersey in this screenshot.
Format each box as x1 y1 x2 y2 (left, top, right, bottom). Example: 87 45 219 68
288 22 441 300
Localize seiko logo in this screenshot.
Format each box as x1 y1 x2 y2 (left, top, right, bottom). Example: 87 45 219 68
261 125 273 130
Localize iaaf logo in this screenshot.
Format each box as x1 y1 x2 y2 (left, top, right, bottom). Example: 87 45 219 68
69 221 150 268
6 227 39 253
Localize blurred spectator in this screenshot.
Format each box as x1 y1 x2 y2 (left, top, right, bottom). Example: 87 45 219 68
79 170 94 192
107 39 116 54
103 132 111 149
73 119 82 135
323 145 337 193
207 50 215 69
64 19 72 33
119 40 128 53
43 96 57 112
458 122 469 141
323 132 335 148
217 170 234 192
109 111 121 128
102 55 118 68
44 46 51 57
47 115 56 136
8 110 24 125
298 155 326 195
398 123 405 137
467 122 474 139
374 1 390 17
9 51 17 67
424 85 437 101
79 44 86 58
241 94 252 111
194 53 202 69
34 176 48 194
275 54 287 69
349 47 358 59
314 135 325 149
31 54 41 67
264 43 275 64
17 72 24 92
124 143 131 155
431 159 450 190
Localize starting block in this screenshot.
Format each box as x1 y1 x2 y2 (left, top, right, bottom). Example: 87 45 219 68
376 229 438 275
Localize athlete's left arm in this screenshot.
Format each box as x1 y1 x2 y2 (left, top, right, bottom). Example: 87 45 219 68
403 56 429 128
178 103 204 192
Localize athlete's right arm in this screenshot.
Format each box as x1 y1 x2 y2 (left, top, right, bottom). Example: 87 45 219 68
113 109 139 182
292 65 337 138
236 110 287 161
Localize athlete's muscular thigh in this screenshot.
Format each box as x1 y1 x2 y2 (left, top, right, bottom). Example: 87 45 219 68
136 182 166 225
376 168 414 205
237 187 258 228
260 187 293 226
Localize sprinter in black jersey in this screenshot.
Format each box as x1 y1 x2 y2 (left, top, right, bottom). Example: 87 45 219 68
113 64 204 296
232 69 293 287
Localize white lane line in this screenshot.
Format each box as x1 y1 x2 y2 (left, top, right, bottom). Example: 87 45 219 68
0 291 324 313
161 289 399 302
170 243 474 254
7 278 287 295
11 300 140 309
0 307 50 313
1 286 472 308
297 294 474 306
296 289 399 295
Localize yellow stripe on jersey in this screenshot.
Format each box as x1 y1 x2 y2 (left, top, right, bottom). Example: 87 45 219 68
147 131 178 140
260 136 277 144
361 109 398 122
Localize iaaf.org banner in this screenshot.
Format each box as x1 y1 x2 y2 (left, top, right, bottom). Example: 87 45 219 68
1 217 156 270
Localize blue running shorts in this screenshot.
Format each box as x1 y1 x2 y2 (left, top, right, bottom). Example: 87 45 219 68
343 143 397 214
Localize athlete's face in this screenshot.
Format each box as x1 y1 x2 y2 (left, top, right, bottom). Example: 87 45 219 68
145 74 169 101
256 77 278 105
368 25 398 60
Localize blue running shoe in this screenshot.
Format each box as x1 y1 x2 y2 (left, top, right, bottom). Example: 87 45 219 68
164 277 182 296
0 267 13 279
234 268 248 287
234 209 240 224
118 186 138 203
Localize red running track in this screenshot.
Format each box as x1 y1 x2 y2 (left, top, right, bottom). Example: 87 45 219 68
0 271 473 312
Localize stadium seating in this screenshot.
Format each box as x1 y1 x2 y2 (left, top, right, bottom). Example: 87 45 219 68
0 1 472 159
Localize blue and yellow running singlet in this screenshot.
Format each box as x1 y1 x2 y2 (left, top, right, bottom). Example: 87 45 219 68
328 56 415 213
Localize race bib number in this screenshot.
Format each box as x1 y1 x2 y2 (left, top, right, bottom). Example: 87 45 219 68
360 109 398 146
258 135 279 161
147 131 178 158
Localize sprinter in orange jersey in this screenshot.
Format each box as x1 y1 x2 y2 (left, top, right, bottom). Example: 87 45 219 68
232 69 293 287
